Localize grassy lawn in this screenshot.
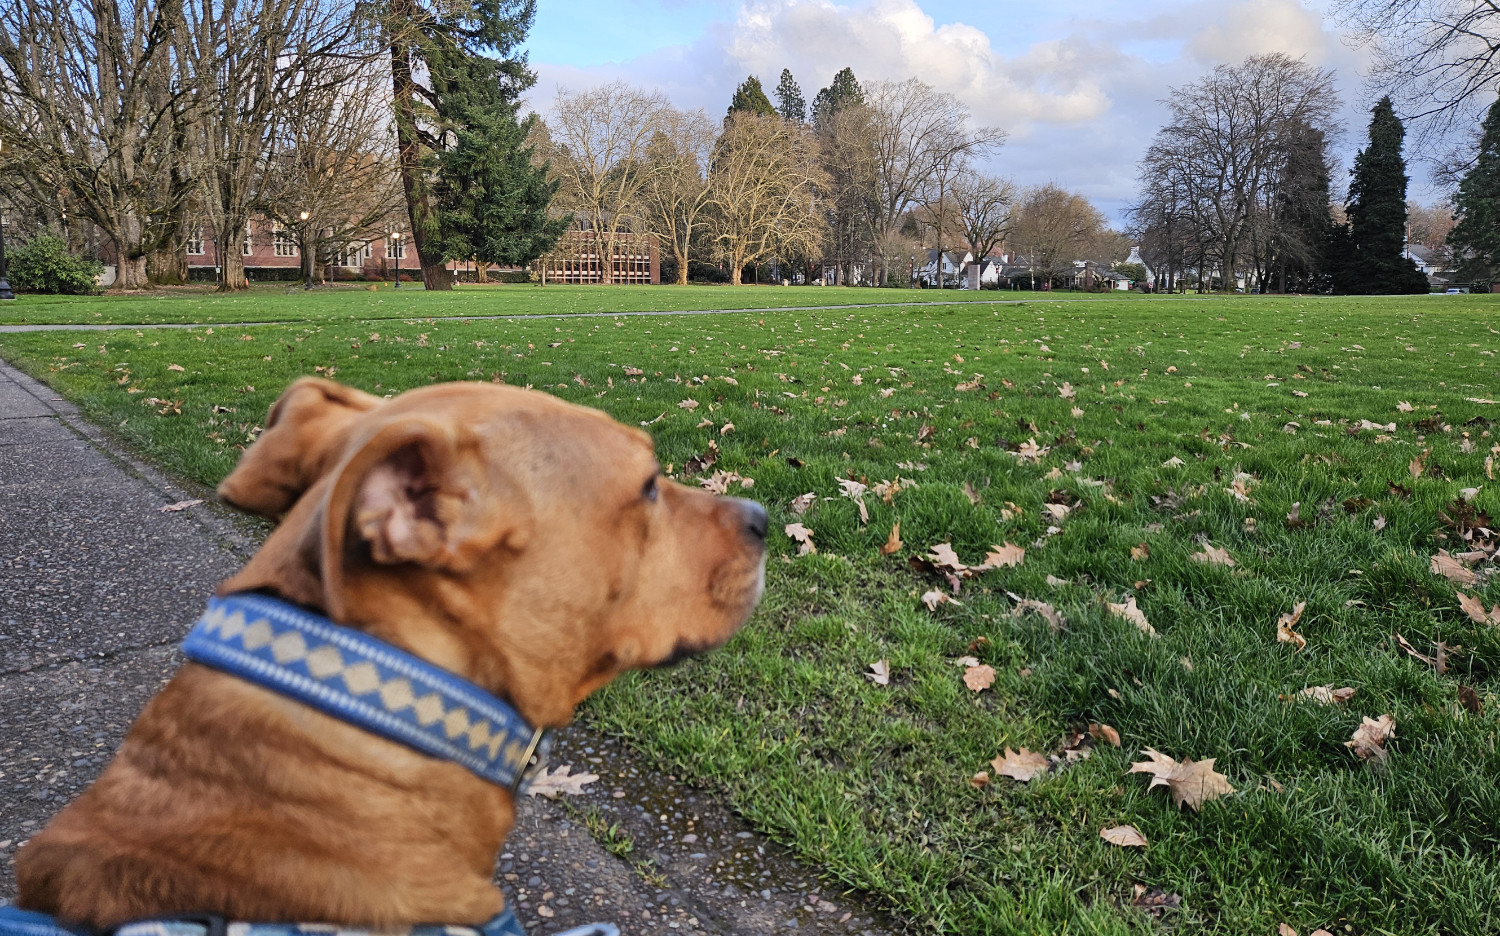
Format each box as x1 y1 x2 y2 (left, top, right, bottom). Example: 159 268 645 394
0 282 1097 327
4 294 1500 935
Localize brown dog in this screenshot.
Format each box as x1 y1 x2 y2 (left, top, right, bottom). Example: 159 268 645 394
16 377 767 930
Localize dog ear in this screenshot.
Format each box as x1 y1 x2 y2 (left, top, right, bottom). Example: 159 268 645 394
218 378 384 518
320 417 532 612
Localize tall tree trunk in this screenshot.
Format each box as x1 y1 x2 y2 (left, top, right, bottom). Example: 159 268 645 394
216 218 249 291
389 20 452 292
675 246 689 285
147 221 190 285
109 215 151 290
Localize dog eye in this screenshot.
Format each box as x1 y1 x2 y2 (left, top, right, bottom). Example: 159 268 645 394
642 476 659 502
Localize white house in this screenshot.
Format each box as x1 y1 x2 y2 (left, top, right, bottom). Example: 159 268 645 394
921 249 972 287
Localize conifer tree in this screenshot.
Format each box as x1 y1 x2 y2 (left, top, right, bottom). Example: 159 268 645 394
1334 96 1428 294
812 67 863 128
383 0 557 289
774 69 806 122
727 76 777 118
1448 93 1500 285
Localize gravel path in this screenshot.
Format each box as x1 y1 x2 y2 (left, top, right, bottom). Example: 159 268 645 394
0 358 900 935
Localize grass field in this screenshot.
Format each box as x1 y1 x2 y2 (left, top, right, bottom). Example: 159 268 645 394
0 282 1091 327
3 293 1499 935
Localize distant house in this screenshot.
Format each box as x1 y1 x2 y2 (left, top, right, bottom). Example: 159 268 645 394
921 249 971 287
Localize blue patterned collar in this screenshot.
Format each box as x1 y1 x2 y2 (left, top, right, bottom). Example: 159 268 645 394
0 905 619 936
181 593 548 792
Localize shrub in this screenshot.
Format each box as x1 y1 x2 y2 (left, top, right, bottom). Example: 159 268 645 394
7 235 104 294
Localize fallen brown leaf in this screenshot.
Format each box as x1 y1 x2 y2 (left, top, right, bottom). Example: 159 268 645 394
1193 544 1236 567
921 590 959 611
1108 595 1157 637
1130 543 1150 561
1277 601 1308 650
1345 714 1395 762
677 398 700 410
1089 723 1122 747
1410 448 1429 479
789 492 815 516
1011 595 1065 630
160 499 205 513
1393 632 1439 669
1293 685 1356 704
784 522 816 556
880 522 903 555
962 480 982 505
1459 685 1484 714
963 664 996 692
969 771 990 788
980 542 1025 568
992 747 1050 782
1430 549 1476 585
928 543 968 573
526 764 600 798
1128 748 1235 811
1100 824 1147 847
1457 591 1500 625
865 660 890 686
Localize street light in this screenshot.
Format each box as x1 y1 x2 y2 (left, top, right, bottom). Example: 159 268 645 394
392 232 402 288
298 210 312 291
0 139 14 301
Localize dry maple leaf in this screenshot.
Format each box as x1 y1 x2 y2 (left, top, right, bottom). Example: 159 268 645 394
1396 400 1415 412
1457 591 1500 625
921 589 960 611
526 764 600 798
1108 595 1157 637
1071 406 1084 418
1100 824 1147 847
1193 544 1236 567
1089 723 1122 747
880 522 903 556
928 543 968 572
1294 685 1356 704
160 499 204 513
969 771 990 788
789 492 816 516
1162 456 1185 468
1128 748 1235 811
1010 594 1065 630
1277 601 1308 650
865 660 890 686
992 747 1050 782
1430 549 1477 585
1410 448 1429 479
167 363 185 372
784 522 817 556
1345 714 1395 762
1130 543 1150 561
1043 502 1072 522
1058 382 1076 399
963 663 996 691
677 398 700 410
981 542 1025 568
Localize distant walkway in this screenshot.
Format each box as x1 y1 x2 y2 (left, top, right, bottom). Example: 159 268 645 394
0 293 1223 333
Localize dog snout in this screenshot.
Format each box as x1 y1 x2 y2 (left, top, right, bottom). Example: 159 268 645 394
729 498 769 542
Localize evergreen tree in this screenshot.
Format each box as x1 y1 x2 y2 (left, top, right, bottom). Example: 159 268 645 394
727 76 777 118
1333 96 1429 294
774 69 806 122
1268 122 1332 293
812 67 863 128
383 0 551 289
434 107 568 268
1448 93 1500 285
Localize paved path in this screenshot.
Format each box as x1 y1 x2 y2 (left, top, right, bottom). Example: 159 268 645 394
0 358 893 935
0 292 1228 333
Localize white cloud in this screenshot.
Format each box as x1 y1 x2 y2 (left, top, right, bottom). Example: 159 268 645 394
1187 0 1334 65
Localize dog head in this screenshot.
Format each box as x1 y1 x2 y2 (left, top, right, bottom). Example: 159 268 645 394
218 379 767 726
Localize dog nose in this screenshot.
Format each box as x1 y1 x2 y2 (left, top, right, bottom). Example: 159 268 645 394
731 498 769 541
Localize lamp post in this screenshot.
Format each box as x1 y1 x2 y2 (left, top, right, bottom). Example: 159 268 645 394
298 211 313 291
0 139 13 300
392 232 402 288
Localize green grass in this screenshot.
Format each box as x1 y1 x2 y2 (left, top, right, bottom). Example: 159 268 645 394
0 282 1097 327
4 293 1500 934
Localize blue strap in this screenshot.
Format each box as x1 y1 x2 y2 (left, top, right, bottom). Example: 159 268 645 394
0 908 88 936
180 594 547 791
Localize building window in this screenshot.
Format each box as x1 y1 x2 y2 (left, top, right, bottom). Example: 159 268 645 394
185 232 205 256
342 243 370 268
385 237 406 259
243 224 254 256
273 226 298 258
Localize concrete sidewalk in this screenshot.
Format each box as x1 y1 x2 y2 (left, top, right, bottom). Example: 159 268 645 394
0 359 892 935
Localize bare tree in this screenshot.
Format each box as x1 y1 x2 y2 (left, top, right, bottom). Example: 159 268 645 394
545 82 669 283
863 79 1005 283
815 103 880 285
1010 184 1107 286
948 169 1015 265
179 0 369 291
707 113 827 286
638 106 715 285
1137 53 1339 291
260 62 404 283
0 0 190 289
1338 0 1500 148
1407 198 1456 248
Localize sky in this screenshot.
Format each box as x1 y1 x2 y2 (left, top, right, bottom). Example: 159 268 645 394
520 0 1440 226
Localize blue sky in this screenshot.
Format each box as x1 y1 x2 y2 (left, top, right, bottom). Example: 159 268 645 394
522 0 1438 223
